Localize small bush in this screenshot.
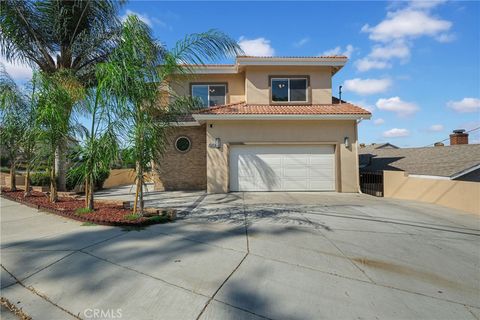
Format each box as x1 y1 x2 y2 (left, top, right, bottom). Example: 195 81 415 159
0 167 10 173
81 222 97 226
66 167 110 191
148 215 169 223
95 169 110 189
75 207 93 215
124 213 141 221
30 172 51 186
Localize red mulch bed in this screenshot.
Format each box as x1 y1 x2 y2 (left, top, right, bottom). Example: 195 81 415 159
1 188 169 227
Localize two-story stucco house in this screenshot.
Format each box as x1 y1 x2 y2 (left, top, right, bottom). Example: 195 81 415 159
152 56 371 193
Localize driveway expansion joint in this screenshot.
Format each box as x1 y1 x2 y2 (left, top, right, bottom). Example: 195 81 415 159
195 192 252 320
1 265 81 319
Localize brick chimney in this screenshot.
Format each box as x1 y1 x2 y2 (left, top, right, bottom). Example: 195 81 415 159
450 129 468 145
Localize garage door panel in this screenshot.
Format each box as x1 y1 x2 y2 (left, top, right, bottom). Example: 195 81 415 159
230 145 335 192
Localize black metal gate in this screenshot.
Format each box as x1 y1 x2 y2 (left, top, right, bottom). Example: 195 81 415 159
359 171 384 197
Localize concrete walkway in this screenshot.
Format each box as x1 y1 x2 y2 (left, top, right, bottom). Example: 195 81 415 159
1 190 479 320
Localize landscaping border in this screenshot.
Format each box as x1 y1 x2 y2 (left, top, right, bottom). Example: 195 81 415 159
1 191 170 227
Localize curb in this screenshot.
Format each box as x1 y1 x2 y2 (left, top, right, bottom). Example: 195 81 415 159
1 193 169 227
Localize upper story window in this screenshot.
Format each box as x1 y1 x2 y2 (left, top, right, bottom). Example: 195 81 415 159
271 78 308 103
191 84 226 107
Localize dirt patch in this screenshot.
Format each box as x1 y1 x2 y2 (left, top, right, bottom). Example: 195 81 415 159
352 257 468 291
1 188 171 227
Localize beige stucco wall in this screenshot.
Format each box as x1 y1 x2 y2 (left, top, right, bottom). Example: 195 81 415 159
103 169 136 188
206 120 358 193
384 170 480 215
245 66 332 104
171 73 245 104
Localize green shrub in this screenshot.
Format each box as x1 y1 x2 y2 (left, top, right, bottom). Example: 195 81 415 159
148 215 169 224
66 168 83 191
124 213 141 221
0 156 9 167
30 172 51 186
94 169 110 189
0 167 10 173
66 167 110 191
75 207 93 215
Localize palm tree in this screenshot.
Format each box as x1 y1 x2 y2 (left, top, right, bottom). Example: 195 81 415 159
0 65 26 191
69 87 120 210
36 71 84 202
0 0 124 191
98 16 241 214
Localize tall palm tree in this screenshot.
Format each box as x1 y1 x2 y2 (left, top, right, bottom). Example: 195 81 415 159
0 65 26 191
0 0 124 190
99 16 242 214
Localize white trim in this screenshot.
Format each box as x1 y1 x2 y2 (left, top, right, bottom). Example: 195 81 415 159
450 164 480 180
408 174 451 180
236 57 347 67
169 121 201 127
193 114 370 121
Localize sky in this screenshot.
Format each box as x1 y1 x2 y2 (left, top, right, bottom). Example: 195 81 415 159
2 0 479 147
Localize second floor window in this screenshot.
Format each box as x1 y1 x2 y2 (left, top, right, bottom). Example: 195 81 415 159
271 78 308 103
191 84 226 107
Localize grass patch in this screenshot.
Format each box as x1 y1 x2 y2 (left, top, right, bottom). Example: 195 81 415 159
75 207 94 215
124 213 141 221
81 221 98 226
148 215 169 223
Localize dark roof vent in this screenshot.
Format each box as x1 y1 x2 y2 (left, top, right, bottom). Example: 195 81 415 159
453 129 466 134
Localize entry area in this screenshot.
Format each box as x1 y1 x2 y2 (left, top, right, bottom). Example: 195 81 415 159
229 144 335 191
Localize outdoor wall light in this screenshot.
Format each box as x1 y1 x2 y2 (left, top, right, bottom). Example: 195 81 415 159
208 137 222 148
344 136 350 148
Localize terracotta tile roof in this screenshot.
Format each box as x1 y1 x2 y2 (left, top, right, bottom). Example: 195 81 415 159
195 101 371 115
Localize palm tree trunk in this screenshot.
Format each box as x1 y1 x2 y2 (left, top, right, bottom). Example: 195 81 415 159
88 177 94 211
24 164 31 197
133 161 143 214
9 160 16 191
84 176 90 208
50 165 58 202
55 139 67 191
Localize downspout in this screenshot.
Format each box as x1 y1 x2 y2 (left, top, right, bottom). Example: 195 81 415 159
356 119 362 194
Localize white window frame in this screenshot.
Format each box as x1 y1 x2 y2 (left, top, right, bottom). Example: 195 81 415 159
271 77 308 103
191 84 227 107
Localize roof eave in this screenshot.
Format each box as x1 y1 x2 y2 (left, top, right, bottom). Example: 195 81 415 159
193 114 371 121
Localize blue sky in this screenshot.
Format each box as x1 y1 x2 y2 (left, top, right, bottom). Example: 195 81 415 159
2 1 479 147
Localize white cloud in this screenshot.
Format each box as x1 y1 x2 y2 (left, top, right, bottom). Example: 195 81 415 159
121 10 166 28
322 44 355 58
0 57 33 82
238 37 275 56
428 124 444 132
356 2 452 72
374 118 385 125
376 96 419 116
383 128 410 138
369 41 410 60
343 78 392 95
447 98 480 113
355 57 392 72
361 9 452 42
294 37 310 47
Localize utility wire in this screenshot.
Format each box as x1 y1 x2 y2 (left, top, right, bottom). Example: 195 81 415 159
422 126 480 147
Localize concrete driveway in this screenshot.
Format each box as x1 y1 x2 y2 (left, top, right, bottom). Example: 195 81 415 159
1 189 479 320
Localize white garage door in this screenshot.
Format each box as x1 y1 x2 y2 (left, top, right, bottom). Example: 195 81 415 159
229 145 335 192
